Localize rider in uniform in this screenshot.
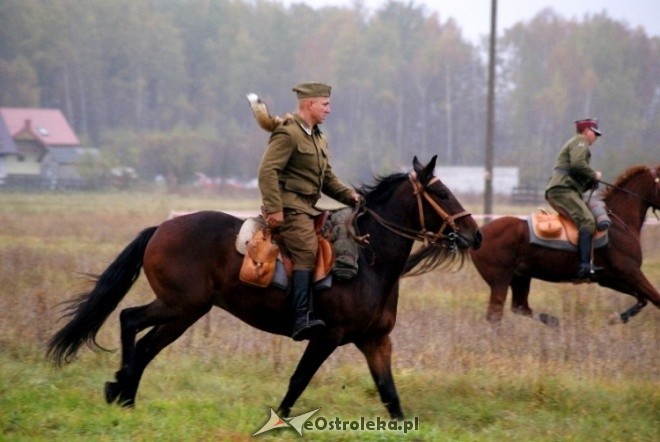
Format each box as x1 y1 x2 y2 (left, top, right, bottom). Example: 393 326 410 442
545 118 603 280
258 82 360 340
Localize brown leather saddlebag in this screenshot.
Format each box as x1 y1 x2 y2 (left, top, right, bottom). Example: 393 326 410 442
313 234 334 283
534 213 563 238
239 228 280 287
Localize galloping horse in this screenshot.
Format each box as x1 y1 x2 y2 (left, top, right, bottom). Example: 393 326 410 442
465 164 659 325
47 156 482 419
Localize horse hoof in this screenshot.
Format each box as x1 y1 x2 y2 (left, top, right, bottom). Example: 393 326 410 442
607 312 622 325
104 382 120 404
538 313 559 328
118 397 135 408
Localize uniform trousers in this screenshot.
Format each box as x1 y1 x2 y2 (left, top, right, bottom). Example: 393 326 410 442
546 187 596 234
280 209 318 270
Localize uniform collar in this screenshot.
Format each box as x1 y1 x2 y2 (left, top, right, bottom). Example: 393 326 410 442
293 113 321 136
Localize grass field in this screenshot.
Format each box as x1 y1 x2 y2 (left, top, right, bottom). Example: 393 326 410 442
0 191 658 441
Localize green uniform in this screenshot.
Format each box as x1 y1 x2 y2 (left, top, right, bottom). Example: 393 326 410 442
258 114 355 269
545 134 598 233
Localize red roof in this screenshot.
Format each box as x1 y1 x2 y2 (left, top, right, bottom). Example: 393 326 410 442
0 107 80 146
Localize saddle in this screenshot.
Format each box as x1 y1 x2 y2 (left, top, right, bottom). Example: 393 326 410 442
237 209 359 289
528 210 609 252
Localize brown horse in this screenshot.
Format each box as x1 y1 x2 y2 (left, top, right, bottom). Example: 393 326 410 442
404 164 660 325
47 156 482 419
464 164 659 325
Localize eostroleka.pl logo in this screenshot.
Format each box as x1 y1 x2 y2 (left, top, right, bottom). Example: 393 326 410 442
253 408 320 436
253 408 420 437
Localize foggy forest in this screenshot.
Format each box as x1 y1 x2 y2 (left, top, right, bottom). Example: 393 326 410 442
1 0 658 187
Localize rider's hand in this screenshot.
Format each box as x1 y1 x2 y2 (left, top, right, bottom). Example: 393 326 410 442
265 211 284 229
595 171 602 181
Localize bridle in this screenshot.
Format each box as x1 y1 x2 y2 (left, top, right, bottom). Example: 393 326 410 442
349 171 472 247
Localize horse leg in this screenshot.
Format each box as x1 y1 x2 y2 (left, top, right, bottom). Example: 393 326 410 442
121 318 205 406
510 276 560 327
105 303 156 405
355 335 403 419
600 270 659 324
486 282 510 322
610 299 648 324
106 299 209 406
277 332 341 417
510 276 532 317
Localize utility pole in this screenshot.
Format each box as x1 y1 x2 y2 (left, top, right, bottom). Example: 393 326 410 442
484 0 497 223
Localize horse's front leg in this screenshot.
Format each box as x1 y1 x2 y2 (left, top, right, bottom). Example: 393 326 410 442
486 282 510 323
356 334 403 419
277 330 341 417
609 299 647 324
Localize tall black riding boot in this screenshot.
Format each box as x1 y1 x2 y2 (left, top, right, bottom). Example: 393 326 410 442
291 270 325 341
576 229 602 280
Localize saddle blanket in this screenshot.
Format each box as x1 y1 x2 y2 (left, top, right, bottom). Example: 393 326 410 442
527 212 608 252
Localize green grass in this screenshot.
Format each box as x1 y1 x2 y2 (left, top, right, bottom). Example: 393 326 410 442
0 191 658 441
1 348 658 441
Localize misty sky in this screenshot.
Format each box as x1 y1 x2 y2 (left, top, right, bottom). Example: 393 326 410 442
274 0 659 43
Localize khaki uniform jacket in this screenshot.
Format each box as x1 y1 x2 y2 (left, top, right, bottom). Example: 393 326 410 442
258 114 355 216
545 134 598 195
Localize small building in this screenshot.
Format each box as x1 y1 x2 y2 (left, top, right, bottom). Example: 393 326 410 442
0 107 98 188
0 116 20 184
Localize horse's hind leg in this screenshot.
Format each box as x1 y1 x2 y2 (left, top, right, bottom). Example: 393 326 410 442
277 332 340 417
106 299 209 406
601 270 659 324
356 335 403 419
104 303 154 405
510 276 532 316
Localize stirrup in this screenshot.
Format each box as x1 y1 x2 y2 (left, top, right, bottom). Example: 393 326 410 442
576 264 602 281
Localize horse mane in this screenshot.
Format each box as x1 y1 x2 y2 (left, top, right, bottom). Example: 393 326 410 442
357 172 408 204
356 172 470 276
402 243 469 276
601 164 649 201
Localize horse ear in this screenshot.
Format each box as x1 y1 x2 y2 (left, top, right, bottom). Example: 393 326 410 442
426 155 437 173
412 156 422 172
418 155 437 185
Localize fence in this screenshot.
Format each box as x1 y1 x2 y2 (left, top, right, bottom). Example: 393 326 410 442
511 185 544 205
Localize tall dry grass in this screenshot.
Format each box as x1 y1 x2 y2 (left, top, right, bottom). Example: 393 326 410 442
0 191 657 385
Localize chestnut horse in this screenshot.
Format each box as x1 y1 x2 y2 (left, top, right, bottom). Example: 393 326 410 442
469 164 659 325
47 156 482 419
405 164 659 325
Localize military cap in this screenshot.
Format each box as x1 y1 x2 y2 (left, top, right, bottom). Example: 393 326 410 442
575 118 602 136
292 82 332 99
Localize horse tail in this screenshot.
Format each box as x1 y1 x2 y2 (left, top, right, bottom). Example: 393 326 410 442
47 226 158 366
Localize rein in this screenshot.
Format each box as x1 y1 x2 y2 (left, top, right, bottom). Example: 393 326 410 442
599 166 660 218
348 172 471 247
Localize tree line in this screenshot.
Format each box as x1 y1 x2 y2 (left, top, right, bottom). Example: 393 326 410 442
1 0 658 187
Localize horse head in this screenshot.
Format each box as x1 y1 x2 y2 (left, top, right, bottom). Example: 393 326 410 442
602 163 660 219
650 164 660 211
390 156 482 276
410 155 482 252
